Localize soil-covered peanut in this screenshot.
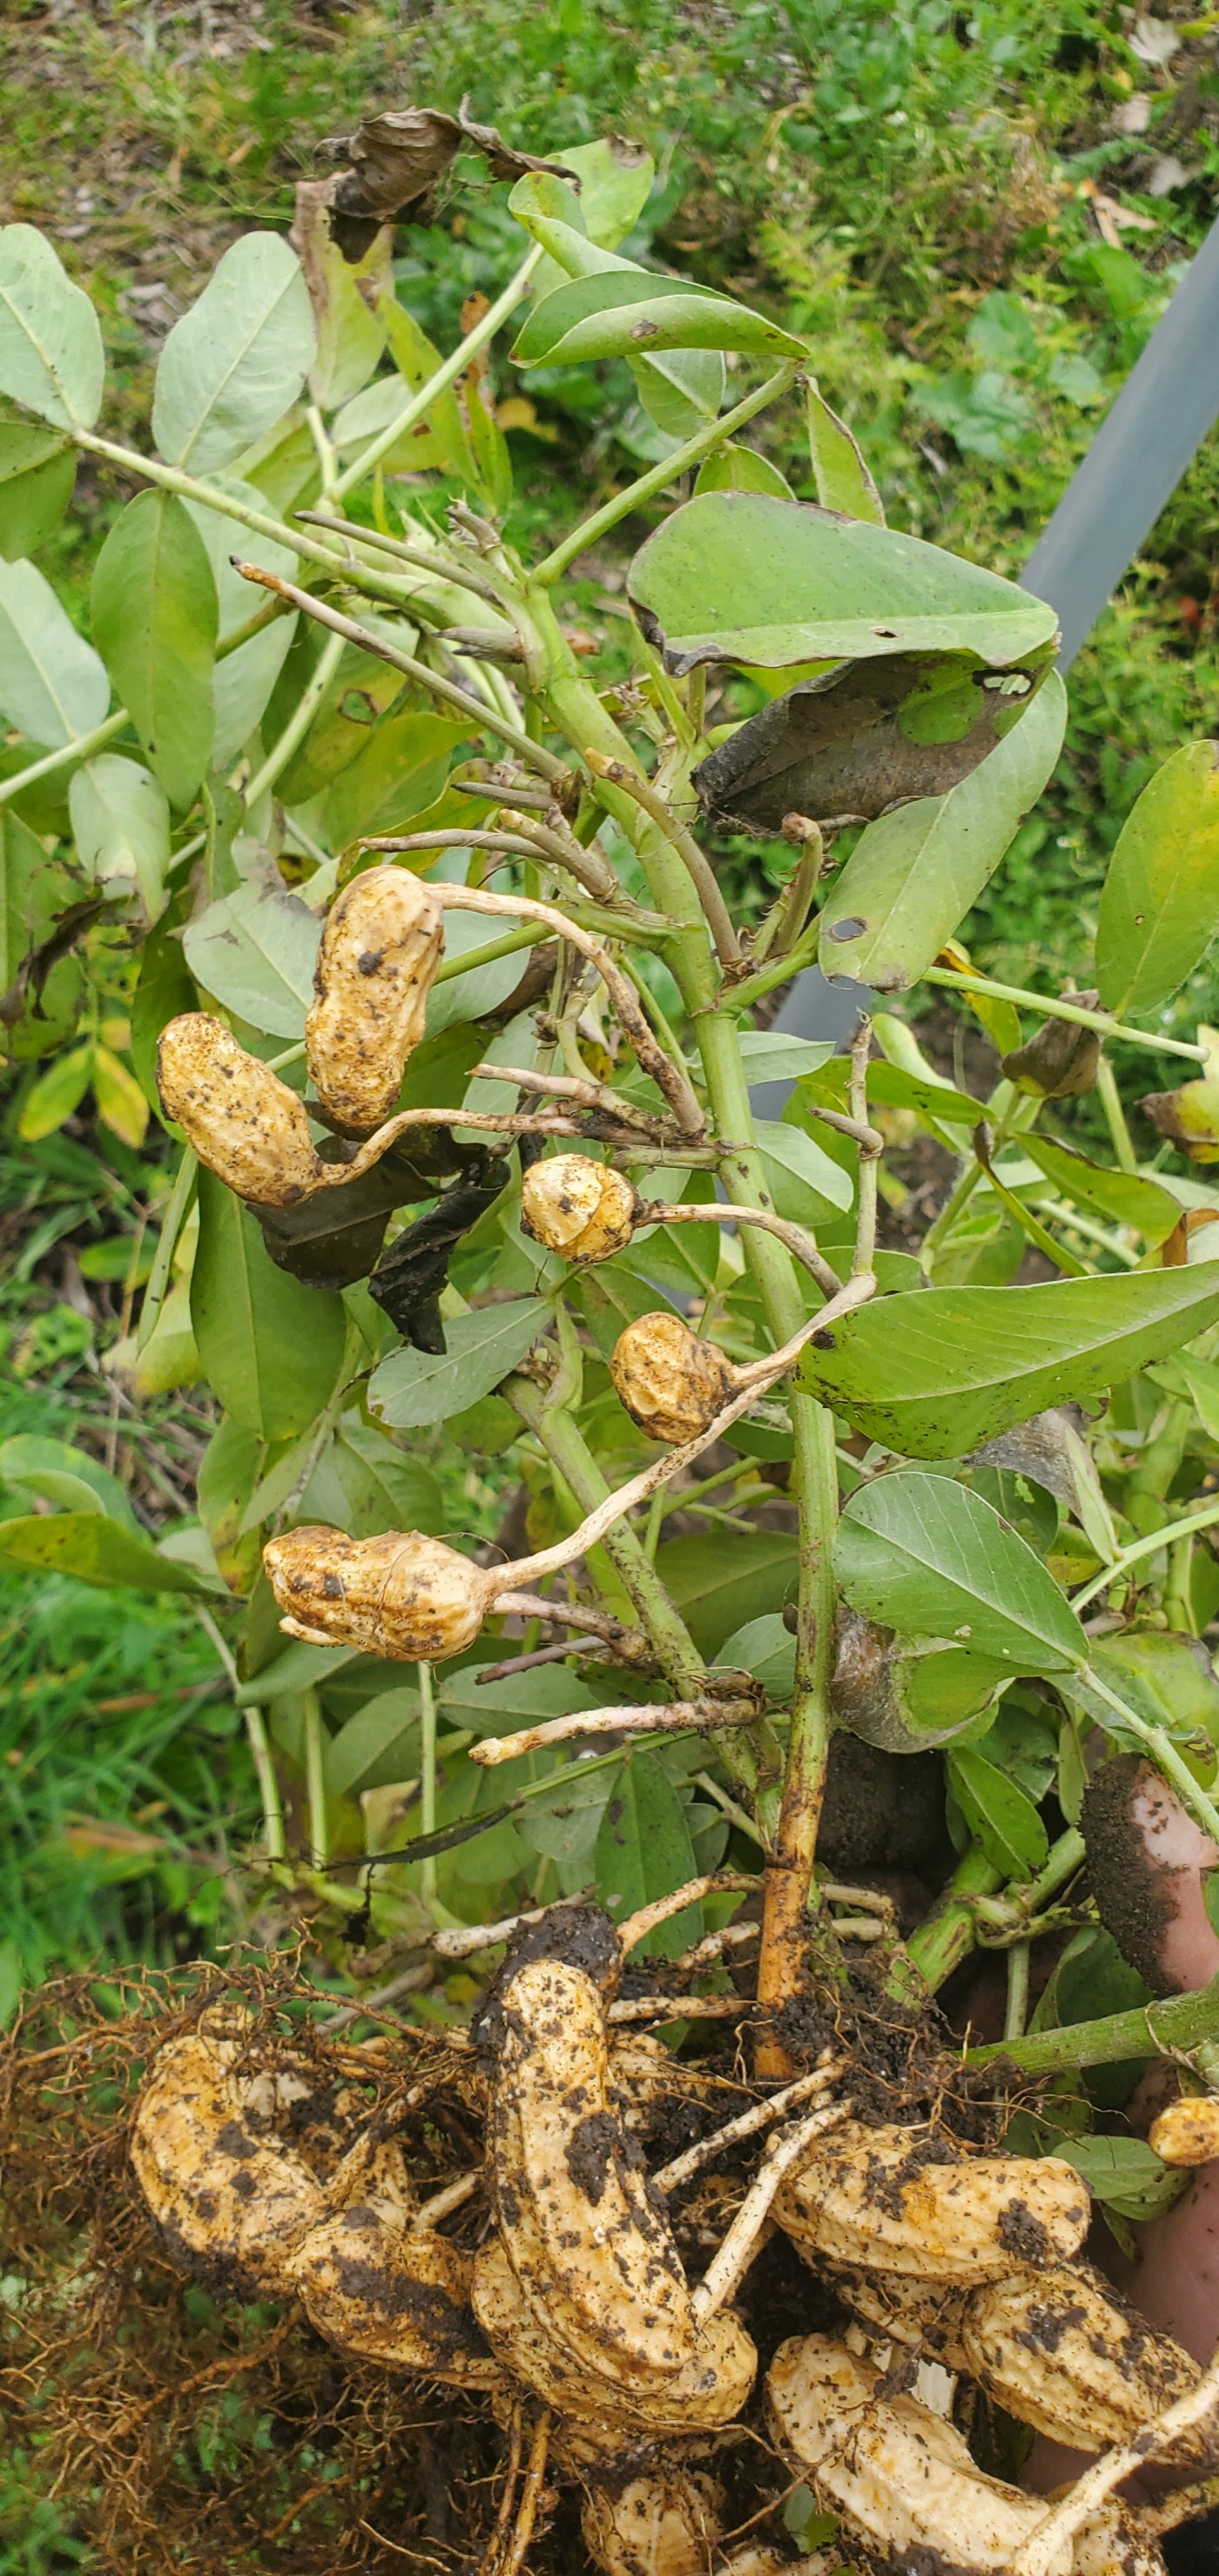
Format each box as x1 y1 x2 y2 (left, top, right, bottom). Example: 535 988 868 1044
521 1154 638 1263
580 2469 724 2576
472 2238 756 2441
823 2262 970 2368
157 1013 324 1206
766 2333 1071 2574
610 1312 736 1446
288 2208 502 2385
487 1952 697 2384
960 2260 1204 2458
1149 2092 1219 2168
773 2120 1090 2283
263 1526 488 1660
306 864 442 1133
130 2028 326 2297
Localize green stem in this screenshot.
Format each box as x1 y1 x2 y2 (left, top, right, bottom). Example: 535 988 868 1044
919 1157 984 1270
302 1687 329 1870
435 922 551 986
1096 1055 1139 1173
244 627 346 807
136 1148 197 1354
966 1971 1219 2072
330 245 542 502
0 708 130 808
1083 1668 1219 1847
418 1659 438 1907
903 1846 1004 1996
1072 1495 1219 1612
924 966 1208 1065
1031 1199 1139 1267
535 361 801 584
1005 1939 1031 2042
724 919 821 1015
245 1704 287 1861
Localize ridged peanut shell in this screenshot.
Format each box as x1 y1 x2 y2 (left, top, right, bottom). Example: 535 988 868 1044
773 2119 1090 2283
766 2333 1071 2575
130 2029 326 2296
157 1014 324 1207
610 1313 736 1446
822 2261 970 2369
263 1526 489 1660
1149 2092 1219 2168
580 2470 724 2576
521 1155 638 1263
471 2239 755 2438
488 1955 696 2384
287 2206 502 2385
961 2261 1204 2459
306 865 442 1132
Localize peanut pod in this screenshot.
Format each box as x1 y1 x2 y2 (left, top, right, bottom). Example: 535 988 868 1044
263 1526 493 1660
1149 2093 1219 2168
610 1312 736 1446
158 1014 325 1207
772 2119 1091 2283
306 863 442 1134
472 2238 755 2445
130 2025 326 2296
288 2195 501 2386
822 2262 971 2369
960 2261 1206 2461
522 1153 638 1264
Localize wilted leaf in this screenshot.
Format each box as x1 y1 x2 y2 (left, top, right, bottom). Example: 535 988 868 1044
0 556 109 748
1141 1077 1219 1163
327 106 576 260
152 234 315 473
290 179 391 408
694 650 1050 834
0 224 104 429
630 492 1059 674
1002 1008 1101 1100
798 1263 1219 1456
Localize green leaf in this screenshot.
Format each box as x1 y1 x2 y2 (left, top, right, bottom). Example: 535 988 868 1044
1094 741 1219 1017
756 1116 853 1220
17 1040 93 1141
0 556 109 747
330 1420 445 1539
182 880 320 1037
1020 1134 1181 1246
276 619 416 803
818 674 1066 990
0 1432 138 1527
435 1662 602 1739
509 141 654 259
323 709 471 848
191 1169 347 1441
657 1527 798 1656
0 225 104 429
0 403 75 557
91 490 218 810
947 1745 1048 1877
330 369 465 476
595 1750 702 1957
152 233 315 474
632 346 725 442
185 474 298 772
0 811 84 1059
694 442 793 499
0 1512 215 1594
93 1043 149 1149
737 1031 835 1089
294 192 391 411
798 1264 1219 1458
1090 1630 1219 1749
834 1473 1085 1672
512 270 805 369
377 297 478 481
717 1613 797 1701
629 491 1059 674
805 381 884 523
1055 2134 1182 2223
427 905 530 1034
325 1686 421 1800
69 755 171 927
369 1300 550 1432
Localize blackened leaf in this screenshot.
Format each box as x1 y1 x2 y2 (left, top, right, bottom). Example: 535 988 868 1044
1002 1003 1101 1099
328 107 576 260
693 651 1048 834
368 1151 511 1349
256 1136 462 1291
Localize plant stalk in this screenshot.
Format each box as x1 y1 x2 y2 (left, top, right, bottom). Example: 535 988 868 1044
925 966 1209 1064
966 1970 1219 2072
329 245 542 501
535 362 801 583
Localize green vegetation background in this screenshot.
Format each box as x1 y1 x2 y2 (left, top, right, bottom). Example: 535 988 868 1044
1 0 1217 2056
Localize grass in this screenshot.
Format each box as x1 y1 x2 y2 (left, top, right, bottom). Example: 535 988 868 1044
1 0 1218 2008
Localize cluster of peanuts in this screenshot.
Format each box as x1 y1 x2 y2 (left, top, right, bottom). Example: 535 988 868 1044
131 1903 1215 2575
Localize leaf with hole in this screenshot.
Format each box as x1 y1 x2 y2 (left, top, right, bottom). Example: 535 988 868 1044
630 492 1059 674
798 1264 1219 1457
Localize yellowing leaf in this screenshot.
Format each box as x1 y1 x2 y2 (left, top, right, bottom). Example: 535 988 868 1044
92 1043 149 1148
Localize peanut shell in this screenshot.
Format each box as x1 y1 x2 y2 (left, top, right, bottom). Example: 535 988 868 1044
263 1525 489 1660
773 2119 1090 2283
581 2469 724 2576
521 1155 638 1263
610 1313 736 1446
306 864 442 1132
157 1014 324 1207
130 2029 326 2296
1149 2092 1219 2168
823 2262 970 2369
288 2208 502 2385
472 2238 756 2440
960 2260 1205 2460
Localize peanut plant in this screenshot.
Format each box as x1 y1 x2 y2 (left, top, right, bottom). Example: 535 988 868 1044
7 111 1219 2566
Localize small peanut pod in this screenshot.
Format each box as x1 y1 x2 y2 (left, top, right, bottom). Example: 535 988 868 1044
772 2119 1091 2283
130 2027 326 2297
472 2238 756 2442
157 1013 325 1207
610 1312 736 1446
580 2470 724 2576
263 1526 491 1661
486 1949 697 2384
960 2261 1205 2461
287 2208 502 2386
306 864 443 1133
1149 2092 1219 2168
521 1153 638 1263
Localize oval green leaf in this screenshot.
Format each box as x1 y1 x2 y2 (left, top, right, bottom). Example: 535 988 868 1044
91 489 218 810
805 380 884 523
69 754 171 926
1020 1133 1181 1247
834 1471 1085 1671
0 404 75 558
1094 740 1219 1017
182 880 321 1037
947 1745 1049 1877
798 1263 1219 1458
191 1170 347 1443
152 233 316 474
512 270 805 369
185 473 298 772
0 1511 215 1594
0 225 104 429
817 671 1067 990
369 1299 550 1431
0 556 109 747
629 491 1060 673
